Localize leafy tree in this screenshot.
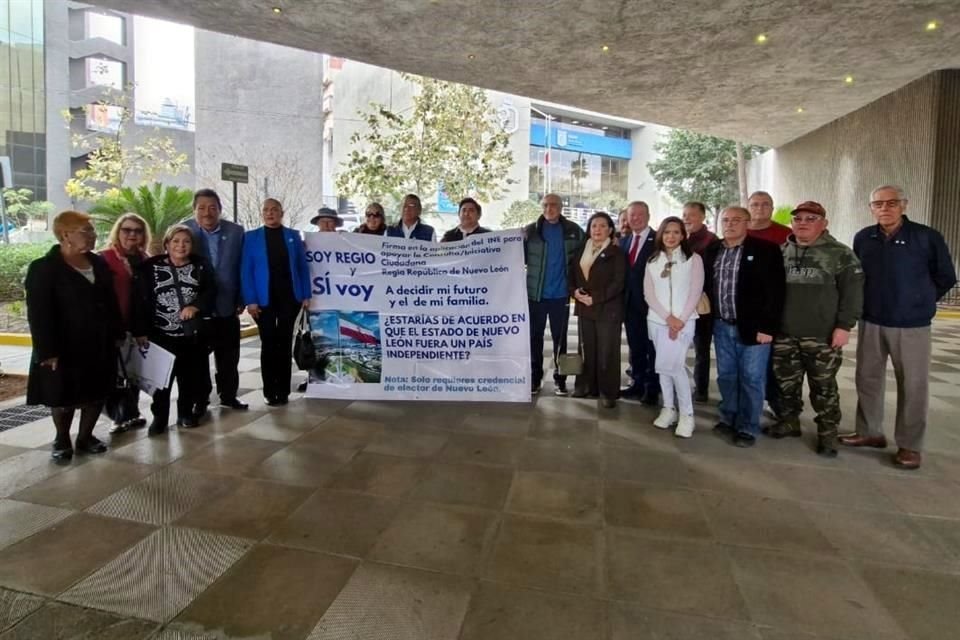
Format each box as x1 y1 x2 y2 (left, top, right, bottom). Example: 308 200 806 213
647 129 765 213
64 88 189 202
335 74 515 211
88 183 193 254
772 205 793 226
500 199 541 229
1 188 54 226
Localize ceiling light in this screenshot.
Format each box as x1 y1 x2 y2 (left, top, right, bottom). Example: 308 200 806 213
926 20 939 31
844 75 855 85
601 126 609 130
467 54 476 60
796 106 805 113
571 120 580 124
272 6 282 13
755 33 768 44
601 45 610 52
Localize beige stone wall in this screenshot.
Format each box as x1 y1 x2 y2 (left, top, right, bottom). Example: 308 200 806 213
748 72 952 248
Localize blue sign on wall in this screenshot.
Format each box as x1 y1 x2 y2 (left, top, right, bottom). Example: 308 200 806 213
530 122 632 160
437 183 458 214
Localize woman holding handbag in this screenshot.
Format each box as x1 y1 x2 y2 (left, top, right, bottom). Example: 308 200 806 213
100 213 151 433
241 198 311 406
644 216 704 438
568 211 626 408
25 211 124 460
132 224 216 433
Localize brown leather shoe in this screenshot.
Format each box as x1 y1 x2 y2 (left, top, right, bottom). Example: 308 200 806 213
838 434 888 448
893 448 922 470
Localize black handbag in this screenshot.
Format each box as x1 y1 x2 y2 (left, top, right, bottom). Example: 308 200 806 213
293 311 317 371
104 350 133 423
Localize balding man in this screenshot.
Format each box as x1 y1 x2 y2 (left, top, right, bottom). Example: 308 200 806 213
841 185 957 469
746 190 791 246
703 206 785 447
619 201 659 404
523 193 585 395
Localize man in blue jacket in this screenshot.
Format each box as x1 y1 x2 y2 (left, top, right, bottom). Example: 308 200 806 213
841 185 957 469
386 194 436 241
619 201 659 404
184 188 248 413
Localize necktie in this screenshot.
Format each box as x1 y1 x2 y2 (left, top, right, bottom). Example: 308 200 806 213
629 234 640 266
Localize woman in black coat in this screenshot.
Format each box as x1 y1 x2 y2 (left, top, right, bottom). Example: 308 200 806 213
25 210 124 461
132 224 216 434
568 211 626 408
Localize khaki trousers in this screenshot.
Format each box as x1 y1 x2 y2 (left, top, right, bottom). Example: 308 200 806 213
854 321 931 451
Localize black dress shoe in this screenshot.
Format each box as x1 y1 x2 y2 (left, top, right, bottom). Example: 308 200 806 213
693 391 709 403
297 381 308 392
193 403 210 421
148 421 167 436
601 397 617 409
177 416 199 429
51 443 73 461
733 432 757 448
276 396 289 405
570 388 589 398
713 422 735 439
75 437 108 454
619 386 642 399
640 392 660 406
220 398 248 410
265 396 281 407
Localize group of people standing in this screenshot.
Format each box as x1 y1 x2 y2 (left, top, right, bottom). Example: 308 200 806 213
526 186 956 469
24 183 956 471
25 189 315 460
24 189 502 461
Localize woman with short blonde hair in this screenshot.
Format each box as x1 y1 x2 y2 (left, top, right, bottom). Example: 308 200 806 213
25 210 124 460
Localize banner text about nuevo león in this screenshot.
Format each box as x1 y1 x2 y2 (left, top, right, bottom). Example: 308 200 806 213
302 230 531 402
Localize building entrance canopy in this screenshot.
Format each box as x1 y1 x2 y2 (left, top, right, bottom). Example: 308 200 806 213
93 1 960 146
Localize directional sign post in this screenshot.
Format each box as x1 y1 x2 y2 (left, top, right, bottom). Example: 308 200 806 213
221 162 249 223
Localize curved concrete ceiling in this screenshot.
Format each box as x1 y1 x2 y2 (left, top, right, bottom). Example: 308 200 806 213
96 0 960 146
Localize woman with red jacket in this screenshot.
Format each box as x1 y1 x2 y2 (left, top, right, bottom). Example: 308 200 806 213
100 213 151 433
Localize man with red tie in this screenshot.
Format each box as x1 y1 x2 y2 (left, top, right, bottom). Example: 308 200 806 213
619 201 659 404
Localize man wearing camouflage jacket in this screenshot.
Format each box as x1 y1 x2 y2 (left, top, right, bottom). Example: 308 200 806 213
767 201 863 457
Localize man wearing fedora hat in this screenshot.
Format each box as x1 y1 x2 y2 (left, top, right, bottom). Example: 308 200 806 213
768 201 863 457
311 207 343 231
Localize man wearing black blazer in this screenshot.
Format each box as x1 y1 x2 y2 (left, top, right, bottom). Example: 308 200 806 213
619 201 660 404
703 206 785 447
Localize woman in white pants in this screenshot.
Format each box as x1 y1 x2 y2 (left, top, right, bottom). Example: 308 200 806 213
643 216 704 437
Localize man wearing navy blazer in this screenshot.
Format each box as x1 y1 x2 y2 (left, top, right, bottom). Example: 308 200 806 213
184 188 248 413
620 201 660 404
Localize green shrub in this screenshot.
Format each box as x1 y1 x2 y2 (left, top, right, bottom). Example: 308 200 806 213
0 243 51 302
772 205 793 226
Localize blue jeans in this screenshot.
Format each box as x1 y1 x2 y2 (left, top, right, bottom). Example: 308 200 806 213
713 321 770 436
529 298 570 385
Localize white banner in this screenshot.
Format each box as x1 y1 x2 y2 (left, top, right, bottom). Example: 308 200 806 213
119 338 175 395
303 230 531 402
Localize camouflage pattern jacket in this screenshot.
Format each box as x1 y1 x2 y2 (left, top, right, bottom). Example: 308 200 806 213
780 232 864 341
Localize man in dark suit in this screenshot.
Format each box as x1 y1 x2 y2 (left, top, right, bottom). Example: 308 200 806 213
184 188 248 413
619 201 659 404
703 206 785 447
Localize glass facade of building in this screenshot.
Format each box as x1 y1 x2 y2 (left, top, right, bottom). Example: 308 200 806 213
0 0 45 199
528 112 630 208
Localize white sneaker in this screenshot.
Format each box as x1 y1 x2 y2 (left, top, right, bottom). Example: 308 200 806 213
653 407 678 429
675 414 695 438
